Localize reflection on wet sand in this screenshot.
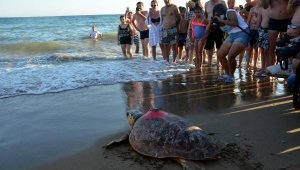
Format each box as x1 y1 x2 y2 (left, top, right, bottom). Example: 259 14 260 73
123 67 290 116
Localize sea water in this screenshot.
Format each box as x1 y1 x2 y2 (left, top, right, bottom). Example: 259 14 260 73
0 15 192 98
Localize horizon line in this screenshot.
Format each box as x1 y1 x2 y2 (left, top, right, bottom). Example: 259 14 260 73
0 13 123 18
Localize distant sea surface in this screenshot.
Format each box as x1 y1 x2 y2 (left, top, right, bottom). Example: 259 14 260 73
0 15 191 98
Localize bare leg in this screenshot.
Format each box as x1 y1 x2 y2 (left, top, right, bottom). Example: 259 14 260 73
144 38 150 57
227 42 246 76
247 45 253 67
162 44 171 62
121 44 127 57
238 49 245 68
135 43 140 54
185 45 189 63
253 47 258 69
206 49 214 67
217 42 232 75
178 46 183 60
268 30 279 66
202 50 206 64
189 45 194 64
127 45 133 58
152 46 156 60
172 44 177 63
194 40 199 67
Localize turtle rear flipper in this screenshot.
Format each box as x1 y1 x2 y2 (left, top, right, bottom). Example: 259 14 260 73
173 158 205 170
103 133 129 149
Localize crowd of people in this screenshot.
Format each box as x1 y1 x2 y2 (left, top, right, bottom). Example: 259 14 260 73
114 0 300 84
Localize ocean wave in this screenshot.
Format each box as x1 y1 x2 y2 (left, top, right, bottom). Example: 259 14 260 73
48 52 125 62
0 41 67 55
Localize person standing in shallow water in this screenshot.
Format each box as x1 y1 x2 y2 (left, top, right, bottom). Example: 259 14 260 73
262 0 293 67
160 0 181 63
126 10 140 54
204 0 226 67
132 2 150 58
118 15 133 58
147 0 163 61
89 25 103 40
189 5 208 68
177 6 190 63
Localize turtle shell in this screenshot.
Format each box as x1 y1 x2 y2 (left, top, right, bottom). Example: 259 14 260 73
129 109 219 160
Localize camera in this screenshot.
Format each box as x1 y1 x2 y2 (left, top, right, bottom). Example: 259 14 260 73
210 17 220 31
239 5 244 10
276 35 300 70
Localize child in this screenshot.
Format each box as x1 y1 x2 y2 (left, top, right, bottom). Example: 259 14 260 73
189 6 208 68
246 2 260 68
178 6 190 63
118 15 133 58
89 25 103 40
126 10 140 54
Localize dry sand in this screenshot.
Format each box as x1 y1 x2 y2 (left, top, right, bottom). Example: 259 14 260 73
1 68 300 170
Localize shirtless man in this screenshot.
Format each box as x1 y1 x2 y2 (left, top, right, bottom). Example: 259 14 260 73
132 2 150 58
204 0 226 66
160 0 181 62
262 0 293 66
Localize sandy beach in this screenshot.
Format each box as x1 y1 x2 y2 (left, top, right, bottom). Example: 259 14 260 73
1 68 300 170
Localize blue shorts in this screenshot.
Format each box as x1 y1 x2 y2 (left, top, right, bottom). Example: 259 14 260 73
224 29 250 47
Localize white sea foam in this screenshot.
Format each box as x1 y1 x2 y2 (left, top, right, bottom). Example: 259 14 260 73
0 58 193 98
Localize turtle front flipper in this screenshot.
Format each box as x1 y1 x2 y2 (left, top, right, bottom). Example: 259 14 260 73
173 158 205 170
103 133 129 148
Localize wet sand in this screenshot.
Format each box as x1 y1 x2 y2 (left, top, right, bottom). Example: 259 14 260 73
1 67 300 170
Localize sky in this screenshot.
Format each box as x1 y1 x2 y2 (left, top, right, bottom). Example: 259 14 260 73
0 0 245 17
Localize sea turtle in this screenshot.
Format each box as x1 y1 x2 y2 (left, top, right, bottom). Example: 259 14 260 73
105 108 220 169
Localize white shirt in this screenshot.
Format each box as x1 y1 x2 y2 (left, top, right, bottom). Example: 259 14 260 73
221 9 248 34
90 30 101 39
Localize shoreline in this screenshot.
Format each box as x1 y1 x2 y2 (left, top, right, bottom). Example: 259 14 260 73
1 68 300 170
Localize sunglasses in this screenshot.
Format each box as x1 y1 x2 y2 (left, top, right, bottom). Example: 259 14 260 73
151 5 157 7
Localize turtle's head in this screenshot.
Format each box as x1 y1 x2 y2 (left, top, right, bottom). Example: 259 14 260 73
126 110 143 127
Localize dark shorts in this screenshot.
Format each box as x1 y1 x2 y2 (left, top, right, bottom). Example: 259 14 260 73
204 28 224 50
140 29 149 40
268 18 291 32
120 37 132 45
249 29 259 47
178 33 187 47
